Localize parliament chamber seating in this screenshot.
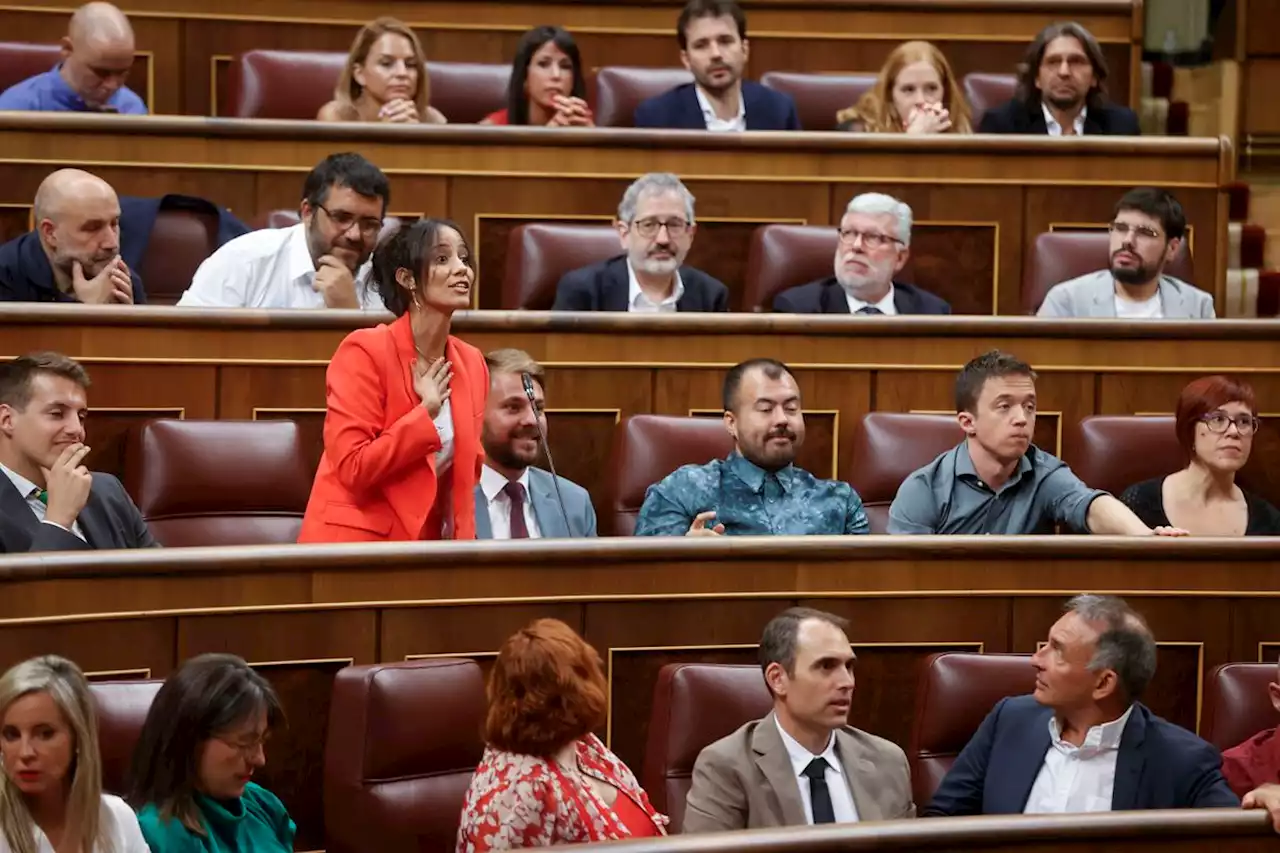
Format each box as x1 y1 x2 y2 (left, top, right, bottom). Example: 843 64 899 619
1023 230 1196 313
325 659 486 853
134 207 221 305
90 679 163 796
962 72 1018 127
1201 663 1278 752
609 415 735 536
909 652 1036 807
742 225 839 312
849 413 965 533
1062 416 1183 498
502 223 619 309
757 72 877 132
124 419 312 547
593 67 694 128
0 42 61 93
642 663 772 832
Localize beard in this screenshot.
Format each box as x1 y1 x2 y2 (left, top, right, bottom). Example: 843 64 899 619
53 246 115 280
1110 251 1155 285
1043 89 1086 111
306 218 367 273
696 63 739 95
632 248 681 276
741 425 800 472
482 424 541 471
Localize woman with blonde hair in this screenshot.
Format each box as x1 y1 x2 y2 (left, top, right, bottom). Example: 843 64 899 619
836 40 971 134
0 655 147 853
317 17 447 124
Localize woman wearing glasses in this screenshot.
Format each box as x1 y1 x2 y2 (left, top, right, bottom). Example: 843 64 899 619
129 655 294 853
1121 376 1280 535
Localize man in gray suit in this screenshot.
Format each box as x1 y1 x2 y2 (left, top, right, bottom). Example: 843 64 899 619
474 348 596 539
1038 187 1214 319
684 607 914 831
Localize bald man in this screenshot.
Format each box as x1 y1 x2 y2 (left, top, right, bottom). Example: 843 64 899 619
0 2 147 114
0 169 145 303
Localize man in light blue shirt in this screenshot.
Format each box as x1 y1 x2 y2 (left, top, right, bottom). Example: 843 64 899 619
0 2 147 114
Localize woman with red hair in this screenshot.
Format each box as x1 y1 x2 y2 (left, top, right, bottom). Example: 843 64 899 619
456 619 666 851
836 41 972 134
1121 376 1280 535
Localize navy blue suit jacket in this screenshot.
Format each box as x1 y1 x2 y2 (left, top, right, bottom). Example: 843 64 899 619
551 255 729 312
634 81 800 131
0 230 146 303
924 696 1238 816
977 98 1141 135
773 276 951 315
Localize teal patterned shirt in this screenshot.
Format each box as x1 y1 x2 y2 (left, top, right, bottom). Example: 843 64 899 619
635 452 869 536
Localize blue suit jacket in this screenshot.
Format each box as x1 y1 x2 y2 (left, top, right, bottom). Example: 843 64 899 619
473 467 597 539
0 230 145 303
924 695 1239 816
634 81 800 131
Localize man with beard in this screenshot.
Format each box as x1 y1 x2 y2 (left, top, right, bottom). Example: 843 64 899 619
0 168 145 303
474 349 596 539
978 22 1139 135
1037 188 1214 318
635 359 869 536
552 173 728 312
634 0 799 131
888 351 1186 535
178 152 388 309
772 193 950 315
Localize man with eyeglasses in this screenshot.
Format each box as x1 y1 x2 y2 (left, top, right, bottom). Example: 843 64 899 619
1037 187 1215 318
178 153 389 309
552 172 728 312
773 193 950 315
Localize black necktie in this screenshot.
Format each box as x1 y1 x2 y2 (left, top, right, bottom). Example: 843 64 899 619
802 757 836 824
856 306 883 315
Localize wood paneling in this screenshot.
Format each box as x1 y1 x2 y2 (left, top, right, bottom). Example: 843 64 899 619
1244 59 1280 136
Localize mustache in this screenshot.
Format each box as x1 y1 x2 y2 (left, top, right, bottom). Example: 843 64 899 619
767 427 796 440
508 427 540 441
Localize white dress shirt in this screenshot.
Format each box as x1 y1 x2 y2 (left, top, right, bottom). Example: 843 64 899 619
479 464 542 539
626 260 684 313
433 398 455 475
177 224 381 310
775 716 860 825
694 85 746 132
1042 103 1088 137
0 794 148 853
1023 705 1134 814
846 285 898 315
0 460 85 541
1114 292 1164 318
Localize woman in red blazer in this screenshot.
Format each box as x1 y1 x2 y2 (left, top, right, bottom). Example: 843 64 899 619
299 218 487 542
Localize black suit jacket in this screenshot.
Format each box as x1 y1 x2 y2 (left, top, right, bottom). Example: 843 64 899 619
772 276 951 315
551 255 729 312
633 81 801 131
977 97 1141 135
0 470 158 553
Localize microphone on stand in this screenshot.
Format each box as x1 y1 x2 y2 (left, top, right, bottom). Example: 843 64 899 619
522 372 575 537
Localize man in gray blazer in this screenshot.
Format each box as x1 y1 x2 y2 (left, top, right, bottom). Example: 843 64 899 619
474 349 596 539
1038 187 1215 319
684 607 914 831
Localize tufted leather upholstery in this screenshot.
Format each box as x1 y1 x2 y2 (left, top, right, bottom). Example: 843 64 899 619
609 415 735 536
849 413 964 533
759 71 876 132
229 50 508 122
1024 230 1195 314
325 659 486 853
124 419 312 547
136 209 220 305
642 664 772 832
594 66 693 127
0 42 62 94
910 652 1036 807
962 73 1017 127
90 679 163 796
1062 416 1183 498
1202 663 1278 751
503 223 620 309
743 225 839 312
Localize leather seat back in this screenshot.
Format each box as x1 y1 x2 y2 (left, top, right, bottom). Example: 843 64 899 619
849 413 964 532
0 42 62 93
1202 662 1278 751
502 223 620 309
743 225 839 312
759 71 877 132
1062 416 1183 497
137 208 220 305
962 73 1017 127
594 67 693 127
90 679 163 796
1024 230 1194 314
427 62 510 124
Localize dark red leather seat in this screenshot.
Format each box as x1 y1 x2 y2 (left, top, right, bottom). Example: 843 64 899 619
759 71 876 132
849 413 964 533
743 225 839 312
1024 230 1194 314
502 223 619 309
1062 416 1183 497
136 208 220 305
962 73 1017 127
0 42 62 95
90 679 163 796
910 652 1036 806
124 419 312 547
642 663 772 832
324 659 486 853
609 415 735 536
427 61 511 124
594 67 693 127
1201 662 1278 751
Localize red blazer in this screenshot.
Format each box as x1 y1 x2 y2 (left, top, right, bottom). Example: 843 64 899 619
298 314 488 542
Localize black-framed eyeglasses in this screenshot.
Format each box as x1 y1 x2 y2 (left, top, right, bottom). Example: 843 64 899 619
1199 411 1260 436
629 218 690 239
837 228 902 250
1108 221 1162 241
316 204 383 237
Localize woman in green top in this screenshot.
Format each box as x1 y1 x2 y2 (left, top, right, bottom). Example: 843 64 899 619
128 654 295 853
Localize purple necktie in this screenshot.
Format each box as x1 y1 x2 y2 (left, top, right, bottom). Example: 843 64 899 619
503 481 529 539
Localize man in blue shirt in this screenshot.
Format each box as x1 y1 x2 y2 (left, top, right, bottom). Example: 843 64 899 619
0 2 147 114
635 358 869 536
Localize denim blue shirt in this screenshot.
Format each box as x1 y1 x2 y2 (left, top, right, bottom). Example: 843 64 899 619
0 66 147 114
635 451 869 536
